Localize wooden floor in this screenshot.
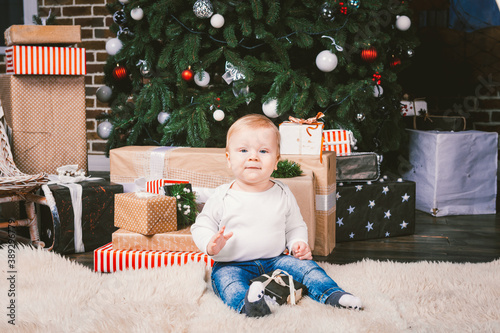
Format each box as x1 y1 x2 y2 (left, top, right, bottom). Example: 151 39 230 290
2 209 499 271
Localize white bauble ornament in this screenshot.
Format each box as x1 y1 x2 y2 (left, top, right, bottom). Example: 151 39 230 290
157 111 171 124
262 99 279 118
210 14 225 28
106 38 122 56
96 85 113 103
130 7 144 20
315 50 338 72
97 120 113 139
213 109 225 121
373 85 384 97
194 71 210 87
395 15 411 31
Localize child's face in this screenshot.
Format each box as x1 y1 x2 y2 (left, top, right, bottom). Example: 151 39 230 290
226 126 279 190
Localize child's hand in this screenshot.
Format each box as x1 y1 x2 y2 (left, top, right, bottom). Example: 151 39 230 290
292 241 312 260
206 226 233 256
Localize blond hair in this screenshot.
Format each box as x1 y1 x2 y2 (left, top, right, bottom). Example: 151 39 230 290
226 114 280 158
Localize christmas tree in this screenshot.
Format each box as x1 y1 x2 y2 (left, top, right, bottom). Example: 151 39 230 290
99 0 418 160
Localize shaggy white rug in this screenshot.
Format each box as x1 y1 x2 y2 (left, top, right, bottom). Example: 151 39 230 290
0 246 499 333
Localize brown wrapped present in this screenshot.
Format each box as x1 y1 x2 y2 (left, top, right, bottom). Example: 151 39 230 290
114 192 177 235
4 25 81 46
0 75 87 175
110 146 336 256
112 227 199 252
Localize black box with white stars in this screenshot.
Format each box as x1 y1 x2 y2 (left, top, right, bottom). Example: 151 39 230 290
335 179 416 242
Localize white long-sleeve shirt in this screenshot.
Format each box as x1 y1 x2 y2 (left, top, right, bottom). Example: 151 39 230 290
191 180 308 262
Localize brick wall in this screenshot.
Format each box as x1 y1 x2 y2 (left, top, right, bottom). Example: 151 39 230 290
0 0 114 155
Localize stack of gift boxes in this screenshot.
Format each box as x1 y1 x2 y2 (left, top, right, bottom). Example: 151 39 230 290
0 25 129 254
95 180 214 273
278 114 416 244
0 25 87 175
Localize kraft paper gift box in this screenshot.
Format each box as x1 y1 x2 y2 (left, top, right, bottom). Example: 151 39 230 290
5 46 87 75
39 180 124 254
322 129 355 156
110 146 336 256
4 25 81 46
402 130 498 216
112 227 199 252
0 75 87 175
335 180 416 242
94 243 213 273
279 122 324 155
114 192 177 235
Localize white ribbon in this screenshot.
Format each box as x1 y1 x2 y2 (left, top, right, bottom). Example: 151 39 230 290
316 192 336 212
45 166 102 253
149 146 176 180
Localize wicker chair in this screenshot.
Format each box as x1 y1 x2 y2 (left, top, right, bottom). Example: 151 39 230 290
0 102 48 248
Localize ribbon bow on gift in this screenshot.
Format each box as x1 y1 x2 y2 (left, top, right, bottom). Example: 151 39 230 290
287 112 325 137
288 112 325 125
261 269 299 305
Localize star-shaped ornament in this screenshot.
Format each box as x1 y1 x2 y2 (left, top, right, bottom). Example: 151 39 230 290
382 186 389 195
336 192 341 200
400 221 408 229
349 232 355 239
347 205 355 214
336 217 344 227
355 185 363 192
385 231 390 237
368 200 375 208
384 210 391 219
402 193 410 202
365 221 374 231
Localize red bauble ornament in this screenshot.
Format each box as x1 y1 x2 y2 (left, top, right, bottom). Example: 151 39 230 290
181 68 194 81
361 46 378 63
390 56 402 68
112 65 127 80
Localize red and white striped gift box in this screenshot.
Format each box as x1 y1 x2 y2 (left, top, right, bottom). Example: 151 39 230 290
322 129 353 156
146 179 189 194
5 45 86 75
94 243 213 273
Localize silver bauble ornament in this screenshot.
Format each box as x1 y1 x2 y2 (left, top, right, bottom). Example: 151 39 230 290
157 111 171 124
194 71 210 87
140 61 153 78
97 120 113 139
193 0 214 18
96 85 113 103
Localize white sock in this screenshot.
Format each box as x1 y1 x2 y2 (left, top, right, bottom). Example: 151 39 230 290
247 281 265 303
338 294 363 310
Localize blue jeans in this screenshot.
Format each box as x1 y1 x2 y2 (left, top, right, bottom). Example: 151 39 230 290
211 255 344 313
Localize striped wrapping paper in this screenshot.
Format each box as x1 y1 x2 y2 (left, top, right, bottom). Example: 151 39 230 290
5 45 86 75
322 129 353 156
94 243 213 273
146 179 189 194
